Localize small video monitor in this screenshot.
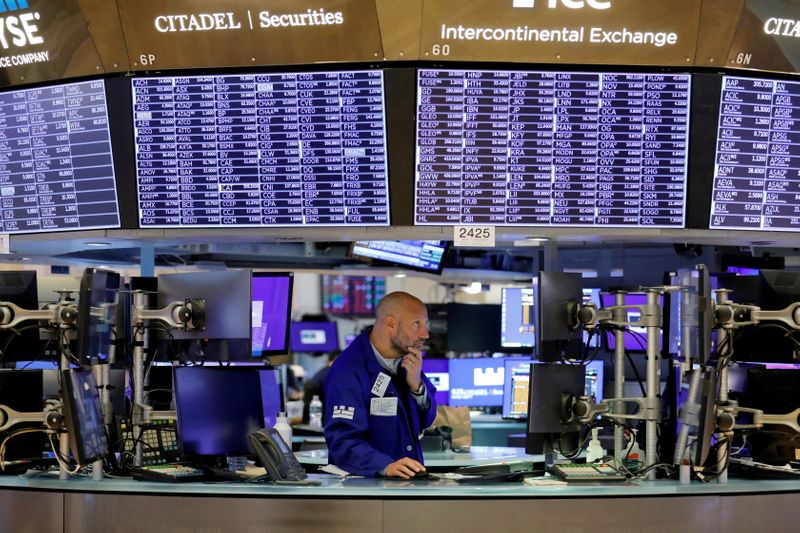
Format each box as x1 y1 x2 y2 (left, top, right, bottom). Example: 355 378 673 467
350 240 449 274
501 357 533 419
77 268 121 364
422 358 450 406
61 369 109 465
259 368 282 428
251 273 294 357
448 357 505 407
174 367 264 457
501 288 535 349
289 322 339 353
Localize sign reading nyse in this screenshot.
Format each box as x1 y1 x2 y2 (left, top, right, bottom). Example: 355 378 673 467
420 0 701 65
117 0 384 69
0 0 102 87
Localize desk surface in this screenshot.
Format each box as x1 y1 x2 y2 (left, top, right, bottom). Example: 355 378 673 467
297 446 531 467
0 473 798 499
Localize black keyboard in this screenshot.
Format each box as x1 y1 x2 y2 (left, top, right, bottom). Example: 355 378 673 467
131 464 207 483
118 417 180 466
546 462 627 482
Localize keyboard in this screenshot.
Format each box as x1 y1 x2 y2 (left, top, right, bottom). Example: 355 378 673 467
131 464 207 483
546 462 627 482
118 418 180 466
729 457 800 480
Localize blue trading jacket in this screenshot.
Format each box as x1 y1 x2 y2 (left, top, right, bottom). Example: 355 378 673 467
323 330 438 476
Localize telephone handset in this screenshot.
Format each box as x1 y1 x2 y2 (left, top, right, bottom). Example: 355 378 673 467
248 428 319 485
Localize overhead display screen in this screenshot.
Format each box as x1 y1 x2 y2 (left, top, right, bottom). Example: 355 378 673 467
132 71 389 227
710 75 800 231
0 79 119 234
415 69 691 227
350 240 447 273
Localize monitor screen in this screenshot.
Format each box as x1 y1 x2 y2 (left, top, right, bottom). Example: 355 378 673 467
0 271 40 363
61 369 108 464
76 268 120 365
289 321 339 353
710 75 800 231
251 273 293 357
0 80 120 234
449 357 505 407
259 368 282 428
600 293 663 352
415 69 691 227
157 270 252 360
321 274 385 317
132 71 389 228
501 288 535 348
502 360 603 419
174 367 264 457
446 303 502 354
422 357 450 406
350 240 448 274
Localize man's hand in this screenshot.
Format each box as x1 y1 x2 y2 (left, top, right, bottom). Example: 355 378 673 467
401 347 423 392
385 457 426 479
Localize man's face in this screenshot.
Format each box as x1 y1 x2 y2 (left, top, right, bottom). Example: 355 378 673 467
389 303 429 356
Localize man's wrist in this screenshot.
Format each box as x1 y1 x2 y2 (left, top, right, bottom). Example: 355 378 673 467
410 382 424 396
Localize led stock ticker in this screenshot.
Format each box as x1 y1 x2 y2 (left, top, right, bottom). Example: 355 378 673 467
414 69 690 227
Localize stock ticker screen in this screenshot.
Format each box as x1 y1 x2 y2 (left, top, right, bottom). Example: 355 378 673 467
414 69 690 227
132 71 389 227
0 80 119 233
710 76 800 231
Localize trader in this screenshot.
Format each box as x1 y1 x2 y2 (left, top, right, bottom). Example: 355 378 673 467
324 291 437 478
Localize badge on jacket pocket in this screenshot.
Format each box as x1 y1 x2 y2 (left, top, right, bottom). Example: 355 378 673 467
370 397 398 416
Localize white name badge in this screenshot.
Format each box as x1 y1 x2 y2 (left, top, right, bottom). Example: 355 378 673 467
370 397 398 417
371 372 391 397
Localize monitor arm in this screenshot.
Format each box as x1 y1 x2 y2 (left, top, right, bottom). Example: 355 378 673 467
0 399 63 433
716 401 800 435
715 301 800 331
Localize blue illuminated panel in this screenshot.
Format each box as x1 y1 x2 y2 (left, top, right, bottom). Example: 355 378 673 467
132 71 389 227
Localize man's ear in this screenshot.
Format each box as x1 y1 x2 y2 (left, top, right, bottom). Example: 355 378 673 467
385 314 396 330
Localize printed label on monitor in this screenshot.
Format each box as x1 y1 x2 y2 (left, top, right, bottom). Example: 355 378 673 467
300 329 327 345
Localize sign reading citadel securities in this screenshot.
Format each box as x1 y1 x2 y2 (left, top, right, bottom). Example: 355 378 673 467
419 0 701 65
116 0 383 69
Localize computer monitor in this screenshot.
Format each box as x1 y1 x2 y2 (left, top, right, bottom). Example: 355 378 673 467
289 322 339 353
77 268 121 365
422 357 450 406
0 271 40 364
600 293 664 352
174 367 264 458
535 272 583 362
501 357 533 419
251 273 293 357
448 357 505 408
321 275 386 317
0 370 48 461
502 359 603 420
61 369 109 465
525 363 584 455
500 288 535 349
350 240 449 274
259 368 282 428
157 270 252 361
446 303 502 354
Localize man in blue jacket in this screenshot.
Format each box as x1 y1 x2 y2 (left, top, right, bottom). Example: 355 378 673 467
323 291 437 478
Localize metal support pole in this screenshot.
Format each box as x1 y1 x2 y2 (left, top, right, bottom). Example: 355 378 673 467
132 291 147 467
91 364 107 481
613 291 626 460
645 289 661 480
715 289 732 484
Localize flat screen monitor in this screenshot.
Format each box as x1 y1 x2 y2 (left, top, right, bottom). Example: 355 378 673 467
0 370 47 461
448 357 504 407
600 293 664 352
0 271 40 364
76 268 120 365
502 360 603 420
289 321 339 353
321 274 385 317
0 80 120 233
415 69 691 227
446 303 502 354
350 240 448 274
738 368 800 463
251 273 293 357
61 369 109 465
174 367 264 457
710 75 800 231
535 272 583 362
259 368 282 428
501 288 535 349
132 70 389 228
421 357 450 406
157 270 252 361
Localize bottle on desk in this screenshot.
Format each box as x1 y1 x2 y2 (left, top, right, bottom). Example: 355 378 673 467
274 412 293 448
309 395 323 430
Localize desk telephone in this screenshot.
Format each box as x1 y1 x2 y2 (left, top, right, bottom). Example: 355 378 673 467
248 428 320 486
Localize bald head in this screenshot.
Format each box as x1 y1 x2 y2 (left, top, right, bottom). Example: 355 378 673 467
370 291 429 359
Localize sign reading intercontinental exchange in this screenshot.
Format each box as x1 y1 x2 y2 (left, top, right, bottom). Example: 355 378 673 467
0 0 103 88
419 0 701 65
116 0 384 69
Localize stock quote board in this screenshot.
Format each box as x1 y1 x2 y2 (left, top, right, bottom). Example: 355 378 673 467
132 71 389 227
0 80 119 233
710 76 800 231
414 69 690 227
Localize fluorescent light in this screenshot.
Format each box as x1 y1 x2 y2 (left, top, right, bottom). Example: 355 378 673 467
86 242 111 247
